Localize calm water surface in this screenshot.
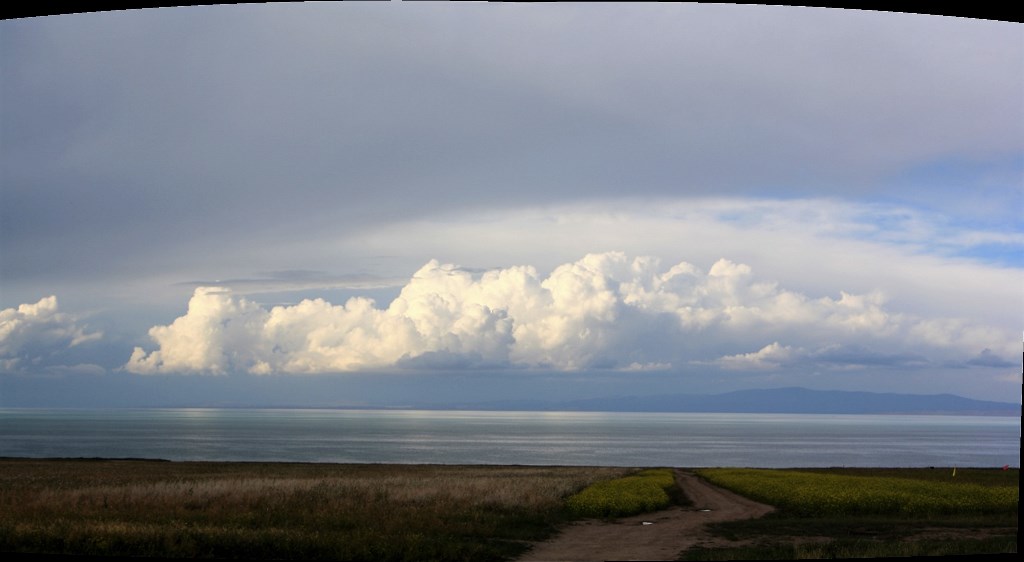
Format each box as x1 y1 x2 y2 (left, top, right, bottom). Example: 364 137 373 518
0 409 1018 468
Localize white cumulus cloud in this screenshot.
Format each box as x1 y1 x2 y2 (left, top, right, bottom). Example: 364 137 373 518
125 253 1018 375
713 342 801 370
0 296 102 372
708 342 933 371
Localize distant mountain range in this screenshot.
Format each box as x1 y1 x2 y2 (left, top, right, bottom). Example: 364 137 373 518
453 387 1021 416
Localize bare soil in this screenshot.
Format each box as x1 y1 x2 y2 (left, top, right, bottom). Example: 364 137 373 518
518 469 775 562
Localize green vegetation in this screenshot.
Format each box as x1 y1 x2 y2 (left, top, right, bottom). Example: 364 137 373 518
0 459 633 561
565 468 685 518
684 467 1018 560
696 467 1017 517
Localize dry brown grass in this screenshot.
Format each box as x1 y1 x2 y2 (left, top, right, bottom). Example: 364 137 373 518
0 459 632 560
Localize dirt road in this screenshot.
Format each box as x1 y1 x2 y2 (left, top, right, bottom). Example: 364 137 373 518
517 470 774 562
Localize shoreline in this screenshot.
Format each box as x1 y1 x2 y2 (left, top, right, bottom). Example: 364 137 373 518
1 457 1019 470
3 404 1021 417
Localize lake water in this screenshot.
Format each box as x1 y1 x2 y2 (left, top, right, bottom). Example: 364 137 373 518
0 409 1018 468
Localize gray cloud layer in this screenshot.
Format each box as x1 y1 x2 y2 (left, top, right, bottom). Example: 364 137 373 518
2 5 1020 293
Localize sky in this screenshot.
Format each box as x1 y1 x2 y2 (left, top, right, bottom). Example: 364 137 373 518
1 4 1022 407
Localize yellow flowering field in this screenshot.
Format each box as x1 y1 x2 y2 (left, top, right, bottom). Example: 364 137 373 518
565 468 679 518
696 468 1018 517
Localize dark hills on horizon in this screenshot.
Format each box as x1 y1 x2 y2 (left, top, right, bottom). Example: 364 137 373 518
449 387 1021 416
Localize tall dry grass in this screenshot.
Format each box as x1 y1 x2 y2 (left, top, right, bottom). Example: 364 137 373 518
0 459 631 560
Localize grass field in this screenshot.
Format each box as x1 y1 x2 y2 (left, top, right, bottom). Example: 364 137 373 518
2 460 1016 560
686 467 1018 560
0 458 632 560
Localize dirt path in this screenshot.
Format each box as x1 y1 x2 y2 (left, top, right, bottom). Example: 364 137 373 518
517 470 774 562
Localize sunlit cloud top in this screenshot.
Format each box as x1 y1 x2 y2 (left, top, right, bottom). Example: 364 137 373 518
124 252 1017 376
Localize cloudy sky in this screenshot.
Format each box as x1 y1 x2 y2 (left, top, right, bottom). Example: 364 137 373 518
2 4 1021 407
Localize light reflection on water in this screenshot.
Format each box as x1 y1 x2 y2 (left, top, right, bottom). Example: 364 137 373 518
0 409 1018 468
